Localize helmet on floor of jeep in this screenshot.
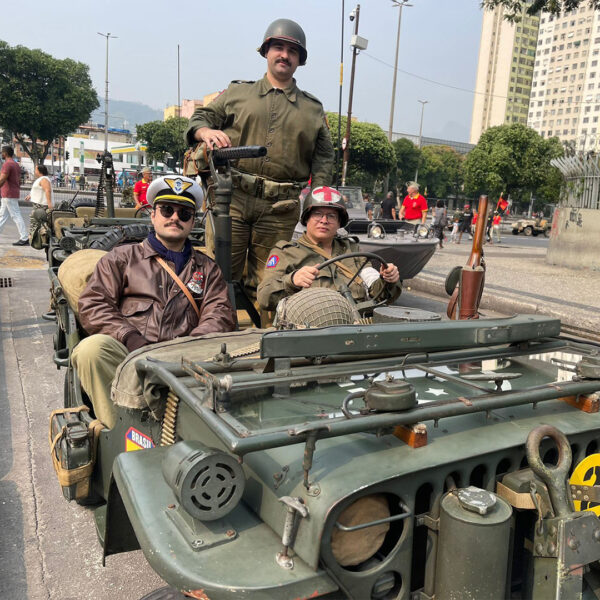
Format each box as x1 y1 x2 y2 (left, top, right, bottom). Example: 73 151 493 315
300 186 349 227
258 19 307 65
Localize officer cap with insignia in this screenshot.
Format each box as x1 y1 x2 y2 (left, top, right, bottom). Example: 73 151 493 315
146 176 204 210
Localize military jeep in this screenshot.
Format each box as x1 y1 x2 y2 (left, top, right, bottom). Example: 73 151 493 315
512 217 550 237
46 149 600 599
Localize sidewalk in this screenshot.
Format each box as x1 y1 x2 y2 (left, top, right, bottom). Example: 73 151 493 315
406 239 600 339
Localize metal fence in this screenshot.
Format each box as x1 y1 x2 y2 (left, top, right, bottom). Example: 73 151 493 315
551 155 600 210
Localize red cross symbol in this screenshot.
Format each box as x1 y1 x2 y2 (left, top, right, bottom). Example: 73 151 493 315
318 186 337 202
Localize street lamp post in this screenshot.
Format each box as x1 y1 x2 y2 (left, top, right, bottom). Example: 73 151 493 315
341 4 368 187
414 99 428 182
98 32 117 152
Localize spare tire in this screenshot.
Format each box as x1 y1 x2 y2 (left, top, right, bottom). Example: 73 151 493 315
69 196 97 209
89 223 151 251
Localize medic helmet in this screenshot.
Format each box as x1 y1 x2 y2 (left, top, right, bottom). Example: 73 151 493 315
300 186 349 228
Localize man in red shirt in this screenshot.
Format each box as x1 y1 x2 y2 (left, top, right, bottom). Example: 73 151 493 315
398 182 428 224
0 146 29 245
496 193 509 216
133 167 152 208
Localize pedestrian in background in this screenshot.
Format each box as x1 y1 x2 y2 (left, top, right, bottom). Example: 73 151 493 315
492 211 502 243
363 193 373 220
381 191 397 219
457 203 473 245
398 182 428 224
450 208 461 243
0 146 29 246
432 199 447 249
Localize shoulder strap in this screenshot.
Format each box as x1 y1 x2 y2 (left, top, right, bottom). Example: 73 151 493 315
155 257 201 320
297 237 365 287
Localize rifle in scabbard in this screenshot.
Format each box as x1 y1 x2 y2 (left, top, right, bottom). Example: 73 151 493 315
446 194 489 320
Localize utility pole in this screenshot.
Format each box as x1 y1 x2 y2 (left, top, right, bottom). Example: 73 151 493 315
342 4 368 187
334 0 345 188
414 99 428 182
98 32 117 152
385 1 412 194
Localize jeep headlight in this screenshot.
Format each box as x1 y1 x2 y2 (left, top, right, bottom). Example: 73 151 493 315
330 494 391 567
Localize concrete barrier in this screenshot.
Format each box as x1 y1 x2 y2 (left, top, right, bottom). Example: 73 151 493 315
546 207 600 269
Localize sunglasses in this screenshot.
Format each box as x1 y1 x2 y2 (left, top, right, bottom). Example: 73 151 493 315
156 204 194 223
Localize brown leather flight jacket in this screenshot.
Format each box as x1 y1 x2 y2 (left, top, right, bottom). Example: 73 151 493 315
78 240 236 344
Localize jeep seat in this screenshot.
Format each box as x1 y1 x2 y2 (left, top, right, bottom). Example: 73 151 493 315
57 249 107 315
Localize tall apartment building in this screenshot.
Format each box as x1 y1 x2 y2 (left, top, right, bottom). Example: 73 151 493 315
527 6 600 152
470 6 539 143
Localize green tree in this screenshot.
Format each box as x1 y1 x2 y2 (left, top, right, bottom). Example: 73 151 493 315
418 145 464 199
0 40 98 164
136 116 189 167
463 123 563 202
327 113 395 190
482 0 597 21
390 138 421 191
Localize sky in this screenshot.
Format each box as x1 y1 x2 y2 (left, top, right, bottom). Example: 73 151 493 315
3 0 484 143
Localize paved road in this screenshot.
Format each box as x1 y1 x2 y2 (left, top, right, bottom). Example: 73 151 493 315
0 217 164 599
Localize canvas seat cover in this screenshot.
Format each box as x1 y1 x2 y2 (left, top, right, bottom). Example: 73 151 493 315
57 249 108 314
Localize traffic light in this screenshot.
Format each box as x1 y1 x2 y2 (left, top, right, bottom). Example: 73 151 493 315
65 151 70 160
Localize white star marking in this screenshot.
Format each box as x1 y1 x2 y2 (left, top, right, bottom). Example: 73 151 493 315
425 387 447 397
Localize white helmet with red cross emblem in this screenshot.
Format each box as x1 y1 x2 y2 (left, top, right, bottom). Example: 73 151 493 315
300 186 349 227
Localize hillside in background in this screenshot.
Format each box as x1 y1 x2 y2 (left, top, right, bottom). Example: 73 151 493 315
91 99 163 131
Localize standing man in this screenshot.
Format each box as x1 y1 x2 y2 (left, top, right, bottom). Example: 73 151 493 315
133 167 152 209
381 191 397 220
363 193 373 220
185 19 334 301
398 182 428 224
457 203 474 245
73 176 236 428
0 146 29 246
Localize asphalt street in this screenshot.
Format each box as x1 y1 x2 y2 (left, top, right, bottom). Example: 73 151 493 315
0 213 164 599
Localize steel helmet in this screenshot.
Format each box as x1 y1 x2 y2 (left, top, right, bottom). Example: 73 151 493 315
301 186 349 227
258 19 308 65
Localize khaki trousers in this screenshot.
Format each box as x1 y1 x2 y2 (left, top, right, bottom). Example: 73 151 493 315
205 188 300 301
71 334 128 429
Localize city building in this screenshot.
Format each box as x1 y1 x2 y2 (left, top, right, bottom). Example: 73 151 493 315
527 6 600 152
164 105 180 120
163 99 204 121
392 132 474 155
470 4 540 143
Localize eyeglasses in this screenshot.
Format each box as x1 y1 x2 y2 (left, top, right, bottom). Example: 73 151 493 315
310 210 339 224
156 204 194 223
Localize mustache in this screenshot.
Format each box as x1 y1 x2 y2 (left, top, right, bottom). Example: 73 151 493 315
276 58 291 66
165 221 184 229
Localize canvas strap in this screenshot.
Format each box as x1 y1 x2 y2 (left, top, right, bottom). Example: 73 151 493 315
155 257 201 320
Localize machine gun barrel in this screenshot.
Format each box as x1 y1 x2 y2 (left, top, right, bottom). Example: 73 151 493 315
212 145 267 165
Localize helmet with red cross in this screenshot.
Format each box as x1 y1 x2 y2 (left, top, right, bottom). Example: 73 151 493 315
300 186 349 228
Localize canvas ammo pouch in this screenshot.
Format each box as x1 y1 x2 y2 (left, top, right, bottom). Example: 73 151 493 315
232 170 305 202
49 406 103 501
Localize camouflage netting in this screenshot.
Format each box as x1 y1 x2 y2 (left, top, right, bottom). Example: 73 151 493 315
275 288 356 328
57 249 107 314
111 329 273 421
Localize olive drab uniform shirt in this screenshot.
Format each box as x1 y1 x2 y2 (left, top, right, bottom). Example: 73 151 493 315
185 75 334 186
257 234 402 311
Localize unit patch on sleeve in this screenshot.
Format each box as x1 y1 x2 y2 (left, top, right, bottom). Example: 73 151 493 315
125 427 155 452
266 255 279 268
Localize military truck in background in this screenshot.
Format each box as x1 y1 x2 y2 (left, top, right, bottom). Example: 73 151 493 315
512 216 550 237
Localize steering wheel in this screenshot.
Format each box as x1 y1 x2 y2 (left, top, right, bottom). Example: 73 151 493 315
134 204 152 218
316 251 393 314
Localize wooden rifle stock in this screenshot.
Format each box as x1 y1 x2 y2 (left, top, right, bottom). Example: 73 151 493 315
447 195 489 319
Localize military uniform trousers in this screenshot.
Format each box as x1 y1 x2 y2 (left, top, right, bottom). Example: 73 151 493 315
205 187 300 301
71 334 128 429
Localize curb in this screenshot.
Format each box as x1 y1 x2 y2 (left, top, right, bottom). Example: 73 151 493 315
406 272 593 339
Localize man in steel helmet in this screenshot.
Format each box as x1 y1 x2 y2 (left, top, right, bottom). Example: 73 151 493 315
185 18 334 302
72 176 236 428
257 187 401 311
